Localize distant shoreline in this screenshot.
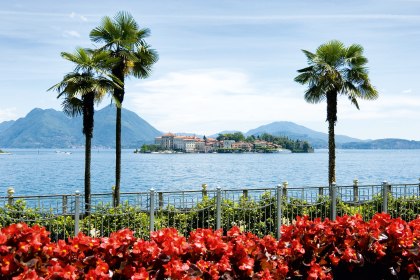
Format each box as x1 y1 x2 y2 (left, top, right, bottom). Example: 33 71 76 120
135 149 293 154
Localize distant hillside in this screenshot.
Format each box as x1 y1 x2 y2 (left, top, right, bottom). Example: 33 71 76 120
341 139 420 149
0 120 15 133
93 106 161 148
0 106 160 148
245 121 361 148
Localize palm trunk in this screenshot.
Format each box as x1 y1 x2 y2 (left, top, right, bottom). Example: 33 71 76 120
114 107 121 207
326 91 337 186
85 134 92 214
328 118 336 186
113 68 125 207
83 94 95 214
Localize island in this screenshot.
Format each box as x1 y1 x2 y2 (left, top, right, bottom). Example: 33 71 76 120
0 149 11 155
135 132 313 154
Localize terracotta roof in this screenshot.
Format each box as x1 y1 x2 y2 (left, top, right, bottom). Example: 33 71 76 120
162 132 176 137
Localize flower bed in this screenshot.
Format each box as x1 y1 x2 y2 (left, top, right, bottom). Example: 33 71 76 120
0 214 419 279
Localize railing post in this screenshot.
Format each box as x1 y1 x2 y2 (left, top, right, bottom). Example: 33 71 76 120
202 184 208 198
112 185 116 207
276 184 282 239
158 192 163 209
216 187 221 230
7 187 14 206
318 186 324 196
62 195 68 214
353 179 359 202
74 191 80 236
330 182 337 220
282 181 288 197
382 181 389 213
243 189 248 199
418 178 420 196
150 188 155 233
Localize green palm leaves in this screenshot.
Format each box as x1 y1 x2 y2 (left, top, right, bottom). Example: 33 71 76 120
295 40 377 108
295 40 378 186
49 48 118 134
90 11 158 103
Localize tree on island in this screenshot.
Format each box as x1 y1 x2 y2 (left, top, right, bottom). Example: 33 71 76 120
295 40 378 185
217 132 245 142
90 11 159 207
49 48 119 213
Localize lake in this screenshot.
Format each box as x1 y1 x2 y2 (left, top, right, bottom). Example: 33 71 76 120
0 149 419 196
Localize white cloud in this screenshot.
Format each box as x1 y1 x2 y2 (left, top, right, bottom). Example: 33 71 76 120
69 12 87 22
0 108 17 122
127 69 324 134
339 90 420 121
62 30 80 38
402 88 412 94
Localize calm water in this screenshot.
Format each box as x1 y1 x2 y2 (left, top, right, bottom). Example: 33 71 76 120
0 149 419 196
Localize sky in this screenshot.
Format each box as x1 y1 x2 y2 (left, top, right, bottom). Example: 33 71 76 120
1 0 420 140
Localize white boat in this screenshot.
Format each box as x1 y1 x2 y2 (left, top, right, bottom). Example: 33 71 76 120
55 151 72 155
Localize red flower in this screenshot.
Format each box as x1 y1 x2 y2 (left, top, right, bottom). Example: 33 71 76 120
329 252 340 266
95 259 110 278
1 254 16 275
163 258 189 279
0 232 7 245
238 256 254 275
370 241 387 258
307 263 332 280
291 239 305 255
130 267 149 280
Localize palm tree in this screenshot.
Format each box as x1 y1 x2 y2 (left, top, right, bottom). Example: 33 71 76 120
49 48 118 213
294 40 378 186
90 11 158 207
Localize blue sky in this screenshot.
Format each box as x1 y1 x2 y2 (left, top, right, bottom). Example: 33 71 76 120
1 0 420 140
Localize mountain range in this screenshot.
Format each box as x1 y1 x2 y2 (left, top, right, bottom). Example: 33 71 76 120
1 107 420 149
0 106 160 148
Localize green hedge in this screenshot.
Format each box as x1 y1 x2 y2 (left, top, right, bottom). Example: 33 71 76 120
1 193 419 238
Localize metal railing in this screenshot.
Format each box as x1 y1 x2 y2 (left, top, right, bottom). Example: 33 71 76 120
1 179 419 239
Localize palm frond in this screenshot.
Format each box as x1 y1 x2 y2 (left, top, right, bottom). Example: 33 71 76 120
294 72 313 84
295 40 377 109
90 16 114 44
301 49 315 63
132 45 159 78
348 95 360 110
62 97 83 117
296 66 313 73
304 86 326 104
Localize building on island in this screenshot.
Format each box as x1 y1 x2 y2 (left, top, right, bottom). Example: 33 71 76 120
155 133 203 153
155 133 175 149
222 140 235 149
232 141 253 151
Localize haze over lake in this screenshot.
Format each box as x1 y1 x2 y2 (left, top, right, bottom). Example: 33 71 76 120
1 149 419 196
